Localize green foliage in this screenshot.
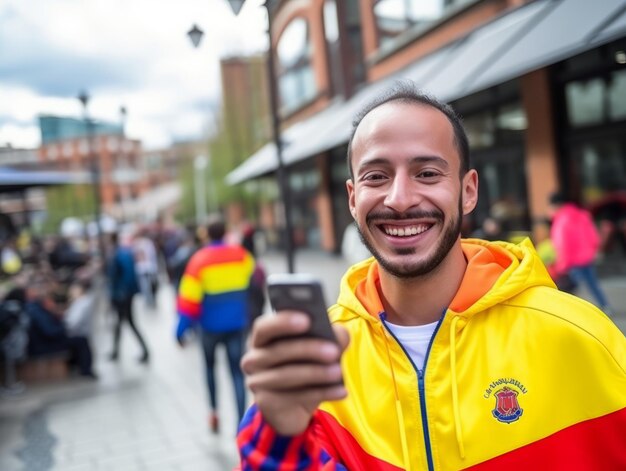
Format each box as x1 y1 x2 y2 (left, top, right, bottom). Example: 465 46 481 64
41 184 96 234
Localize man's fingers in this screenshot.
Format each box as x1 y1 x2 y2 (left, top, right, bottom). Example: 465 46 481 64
246 362 343 392
241 336 340 374
249 311 311 347
255 383 348 412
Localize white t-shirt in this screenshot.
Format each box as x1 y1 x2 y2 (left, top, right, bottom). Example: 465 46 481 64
385 320 439 371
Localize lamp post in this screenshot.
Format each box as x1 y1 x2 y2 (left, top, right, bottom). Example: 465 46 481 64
118 105 132 223
194 154 208 224
78 90 106 269
206 0 295 272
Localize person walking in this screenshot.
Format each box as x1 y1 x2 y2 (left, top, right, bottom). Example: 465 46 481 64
237 82 626 469
176 217 254 433
241 223 267 329
107 232 149 363
549 191 614 314
133 228 159 310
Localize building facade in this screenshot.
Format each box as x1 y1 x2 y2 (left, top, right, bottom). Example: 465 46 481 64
228 0 626 260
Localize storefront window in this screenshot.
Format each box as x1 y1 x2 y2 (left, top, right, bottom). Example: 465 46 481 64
565 78 605 126
608 69 626 121
464 111 495 149
455 94 529 233
277 18 317 114
463 103 526 149
571 139 626 205
374 0 471 48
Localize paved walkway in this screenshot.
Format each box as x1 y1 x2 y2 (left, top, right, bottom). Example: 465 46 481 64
1 249 624 471
1 284 241 471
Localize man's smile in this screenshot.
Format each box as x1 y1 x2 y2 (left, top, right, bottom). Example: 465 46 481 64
381 223 432 237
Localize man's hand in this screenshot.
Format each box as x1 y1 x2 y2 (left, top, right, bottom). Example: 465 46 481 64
241 312 350 436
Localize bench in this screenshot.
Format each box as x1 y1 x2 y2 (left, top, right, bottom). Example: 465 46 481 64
16 351 71 383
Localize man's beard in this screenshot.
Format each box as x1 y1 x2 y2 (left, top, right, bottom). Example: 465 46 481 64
355 197 463 279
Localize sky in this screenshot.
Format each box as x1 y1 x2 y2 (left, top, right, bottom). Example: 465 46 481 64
0 0 268 150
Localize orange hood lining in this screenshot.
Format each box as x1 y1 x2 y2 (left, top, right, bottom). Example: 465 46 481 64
354 242 513 317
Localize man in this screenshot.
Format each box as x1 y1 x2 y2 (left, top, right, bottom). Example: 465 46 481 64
132 228 159 310
237 83 626 469
25 280 96 378
176 217 254 433
549 192 614 314
107 232 149 363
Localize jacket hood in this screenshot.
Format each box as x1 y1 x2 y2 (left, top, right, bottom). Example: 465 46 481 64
330 238 556 324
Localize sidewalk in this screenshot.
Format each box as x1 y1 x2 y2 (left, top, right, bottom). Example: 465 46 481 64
1 249 624 471
1 284 241 471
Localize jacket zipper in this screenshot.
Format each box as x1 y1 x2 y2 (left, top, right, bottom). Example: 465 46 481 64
380 312 446 471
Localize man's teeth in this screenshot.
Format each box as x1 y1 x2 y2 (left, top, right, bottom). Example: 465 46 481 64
384 225 429 237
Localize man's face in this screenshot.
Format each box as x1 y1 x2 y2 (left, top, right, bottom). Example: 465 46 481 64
346 101 478 278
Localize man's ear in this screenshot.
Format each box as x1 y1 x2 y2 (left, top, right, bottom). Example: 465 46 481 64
346 179 356 219
462 170 478 216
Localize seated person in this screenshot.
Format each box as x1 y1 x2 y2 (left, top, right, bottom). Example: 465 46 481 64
24 280 96 379
64 278 96 338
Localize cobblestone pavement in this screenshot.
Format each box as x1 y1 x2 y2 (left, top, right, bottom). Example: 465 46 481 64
1 249 624 471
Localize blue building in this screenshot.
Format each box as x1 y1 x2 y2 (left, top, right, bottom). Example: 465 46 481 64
39 115 122 145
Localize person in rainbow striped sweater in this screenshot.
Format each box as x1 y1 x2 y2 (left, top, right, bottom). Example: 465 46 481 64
176 216 254 433
236 82 626 470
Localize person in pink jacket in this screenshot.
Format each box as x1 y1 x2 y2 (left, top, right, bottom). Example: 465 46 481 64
549 192 613 314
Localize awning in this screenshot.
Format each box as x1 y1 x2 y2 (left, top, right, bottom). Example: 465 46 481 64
0 166 91 193
227 0 626 185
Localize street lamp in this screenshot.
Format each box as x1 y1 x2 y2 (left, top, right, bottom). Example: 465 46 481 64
78 90 106 269
214 0 296 272
119 105 130 222
194 154 208 224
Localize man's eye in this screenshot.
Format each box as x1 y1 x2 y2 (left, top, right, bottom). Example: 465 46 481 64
417 171 440 178
363 173 386 181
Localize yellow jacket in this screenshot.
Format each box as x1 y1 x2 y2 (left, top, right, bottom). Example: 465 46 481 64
237 239 626 470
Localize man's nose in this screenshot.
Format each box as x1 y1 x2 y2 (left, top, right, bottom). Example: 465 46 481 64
384 175 420 213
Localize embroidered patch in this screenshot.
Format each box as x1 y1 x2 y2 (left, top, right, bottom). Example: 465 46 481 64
484 378 527 424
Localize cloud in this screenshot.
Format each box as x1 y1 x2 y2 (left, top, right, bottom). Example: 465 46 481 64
0 0 268 149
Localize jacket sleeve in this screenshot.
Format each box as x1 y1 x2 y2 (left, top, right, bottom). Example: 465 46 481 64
237 405 346 470
175 251 203 339
550 216 570 275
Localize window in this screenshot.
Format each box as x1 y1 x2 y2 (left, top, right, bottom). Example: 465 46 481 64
463 103 526 149
566 79 605 127
564 69 626 127
608 69 626 121
277 18 317 114
373 0 472 48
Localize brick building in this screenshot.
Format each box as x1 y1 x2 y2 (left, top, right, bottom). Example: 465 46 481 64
227 0 626 258
37 115 184 223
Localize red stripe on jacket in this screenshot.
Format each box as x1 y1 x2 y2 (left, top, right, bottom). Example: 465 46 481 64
465 407 626 470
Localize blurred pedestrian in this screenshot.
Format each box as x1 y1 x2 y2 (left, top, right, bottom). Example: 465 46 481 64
64 278 96 338
133 228 159 310
107 232 149 363
168 229 197 289
470 216 505 242
549 192 614 314
176 216 254 433
241 223 267 328
24 280 96 378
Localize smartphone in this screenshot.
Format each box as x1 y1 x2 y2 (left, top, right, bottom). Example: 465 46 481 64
267 273 337 344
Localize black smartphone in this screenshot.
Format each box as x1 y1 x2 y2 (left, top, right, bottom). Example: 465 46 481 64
267 273 337 344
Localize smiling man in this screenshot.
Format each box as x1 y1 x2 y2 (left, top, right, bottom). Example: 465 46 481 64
237 82 626 470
